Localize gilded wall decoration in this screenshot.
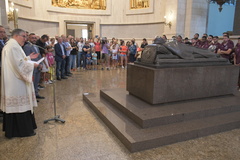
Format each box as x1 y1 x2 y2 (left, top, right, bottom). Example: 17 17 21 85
52 0 106 10
130 0 149 9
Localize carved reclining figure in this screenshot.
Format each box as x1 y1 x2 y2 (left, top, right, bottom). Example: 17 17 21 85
137 38 229 68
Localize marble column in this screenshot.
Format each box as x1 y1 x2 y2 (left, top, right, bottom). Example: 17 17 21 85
176 0 187 37
163 0 208 39
184 0 209 38
233 0 240 35
0 0 10 35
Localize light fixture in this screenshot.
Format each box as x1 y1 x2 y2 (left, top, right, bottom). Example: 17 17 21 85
208 0 236 12
164 15 172 29
7 2 19 29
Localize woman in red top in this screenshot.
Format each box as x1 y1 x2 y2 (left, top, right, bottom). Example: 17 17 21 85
94 38 101 65
119 40 128 69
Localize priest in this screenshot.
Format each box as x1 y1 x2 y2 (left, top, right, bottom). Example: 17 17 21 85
1 29 39 138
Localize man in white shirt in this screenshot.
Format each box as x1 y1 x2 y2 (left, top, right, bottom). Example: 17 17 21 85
77 37 85 69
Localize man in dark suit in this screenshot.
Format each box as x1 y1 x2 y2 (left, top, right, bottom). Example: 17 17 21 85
54 37 68 80
23 33 45 99
36 34 49 56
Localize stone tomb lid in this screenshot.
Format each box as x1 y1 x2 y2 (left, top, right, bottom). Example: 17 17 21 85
137 39 230 68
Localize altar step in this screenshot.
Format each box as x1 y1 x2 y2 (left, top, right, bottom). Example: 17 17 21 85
100 89 240 128
83 89 240 152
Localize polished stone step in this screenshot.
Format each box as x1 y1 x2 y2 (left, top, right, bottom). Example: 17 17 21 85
100 88 240 128
83 93 240 152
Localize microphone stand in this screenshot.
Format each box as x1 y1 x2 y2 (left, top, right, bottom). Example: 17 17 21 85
44 64 65 124
33 44 46 50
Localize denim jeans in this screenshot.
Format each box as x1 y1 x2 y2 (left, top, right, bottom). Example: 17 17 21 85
56 60 65 78
65 56 71 74
77 52 82 68
70 54 77 69
82 54 86 68
33 68 41 96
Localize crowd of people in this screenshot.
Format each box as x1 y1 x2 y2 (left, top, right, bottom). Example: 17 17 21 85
171 32 240 65
52 36 148 72
1 24 240 138
1 26 240 99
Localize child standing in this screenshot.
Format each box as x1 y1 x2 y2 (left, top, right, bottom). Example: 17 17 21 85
86 50 92 70
41 53 50 84
46 46 55 82
92 48 98 70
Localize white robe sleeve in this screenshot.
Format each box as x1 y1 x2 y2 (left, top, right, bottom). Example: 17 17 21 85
8 46 34 83
1 39 37 114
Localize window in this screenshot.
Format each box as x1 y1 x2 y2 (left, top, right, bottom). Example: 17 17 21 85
82 29 88 39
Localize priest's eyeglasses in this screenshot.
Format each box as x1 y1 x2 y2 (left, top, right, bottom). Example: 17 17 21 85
19 35 27 38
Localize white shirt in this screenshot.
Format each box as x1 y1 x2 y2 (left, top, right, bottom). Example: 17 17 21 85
77 42 85 52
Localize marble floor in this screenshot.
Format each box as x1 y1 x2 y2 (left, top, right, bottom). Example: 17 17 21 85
0 68 240 160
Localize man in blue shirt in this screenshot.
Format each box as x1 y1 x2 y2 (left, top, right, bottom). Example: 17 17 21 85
62 35 72 76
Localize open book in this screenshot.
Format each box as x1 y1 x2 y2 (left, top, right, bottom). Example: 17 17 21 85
27 57 45 64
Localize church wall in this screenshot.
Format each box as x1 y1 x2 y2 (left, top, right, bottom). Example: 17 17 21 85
16 18 59 37
9 0 166 39
4 0 218 40
100 23 164 39
162 0 177 38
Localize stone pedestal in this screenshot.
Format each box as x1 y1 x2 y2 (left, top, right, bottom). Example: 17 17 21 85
83 51 240 152
127 64 239 104
83 89 240 152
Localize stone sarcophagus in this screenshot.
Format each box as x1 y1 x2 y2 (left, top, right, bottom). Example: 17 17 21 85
128 38 239 104
83 38 240 152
